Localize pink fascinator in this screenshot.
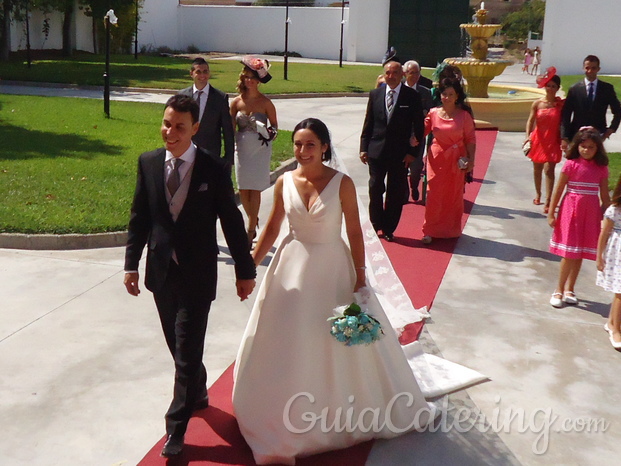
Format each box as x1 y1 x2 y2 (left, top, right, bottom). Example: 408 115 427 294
536 66 557 88
240 55 272 84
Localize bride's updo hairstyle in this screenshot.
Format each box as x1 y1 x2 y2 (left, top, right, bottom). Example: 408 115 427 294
292 118 333 161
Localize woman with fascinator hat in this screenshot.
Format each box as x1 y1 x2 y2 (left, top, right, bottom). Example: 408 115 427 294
231 56 278 246
525 66 564 213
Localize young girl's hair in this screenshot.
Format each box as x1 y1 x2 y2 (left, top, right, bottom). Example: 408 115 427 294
611 174 621 206
566 127 609 166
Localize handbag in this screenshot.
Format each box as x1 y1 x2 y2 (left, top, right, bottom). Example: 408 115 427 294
522 139 531 156
458 156 469 170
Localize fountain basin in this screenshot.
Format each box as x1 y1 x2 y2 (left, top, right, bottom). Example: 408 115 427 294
445 57 512 98
468 85 545 132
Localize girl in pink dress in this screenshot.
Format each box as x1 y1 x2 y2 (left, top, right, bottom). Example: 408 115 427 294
525 68 564 212
422 78 476 244
548 127 610 308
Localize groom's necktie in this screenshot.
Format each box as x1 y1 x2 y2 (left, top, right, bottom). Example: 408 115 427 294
167 158 184 197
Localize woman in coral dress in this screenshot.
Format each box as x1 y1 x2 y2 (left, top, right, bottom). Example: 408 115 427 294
525 67 564 213
422 78 476 244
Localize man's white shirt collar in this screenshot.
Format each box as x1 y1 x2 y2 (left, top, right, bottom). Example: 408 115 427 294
386 82 402 97
193 83 210 97
166 144 196 173
584 77 599 88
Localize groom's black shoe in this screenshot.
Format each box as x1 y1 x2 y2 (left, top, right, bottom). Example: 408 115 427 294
161 434 184 457
193 395 209 411
384 232 395 242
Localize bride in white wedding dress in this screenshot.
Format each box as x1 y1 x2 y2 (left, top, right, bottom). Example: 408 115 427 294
233 118 484 465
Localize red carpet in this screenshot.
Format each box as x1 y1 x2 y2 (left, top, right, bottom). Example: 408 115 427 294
138 129 498 465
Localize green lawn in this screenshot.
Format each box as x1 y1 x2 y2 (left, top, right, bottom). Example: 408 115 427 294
0 94 293 233
1 52 397 94
608 152 621 191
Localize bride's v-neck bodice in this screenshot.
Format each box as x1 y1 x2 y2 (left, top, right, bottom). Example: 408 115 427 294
283 171 344 244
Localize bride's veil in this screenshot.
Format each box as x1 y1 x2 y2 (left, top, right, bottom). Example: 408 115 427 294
327 147 429 333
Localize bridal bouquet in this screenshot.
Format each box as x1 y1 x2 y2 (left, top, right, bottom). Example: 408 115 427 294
328 301 383 346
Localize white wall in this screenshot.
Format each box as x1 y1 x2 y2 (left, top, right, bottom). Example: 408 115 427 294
8 0 389 64
346 0 389 63
542 0 621 75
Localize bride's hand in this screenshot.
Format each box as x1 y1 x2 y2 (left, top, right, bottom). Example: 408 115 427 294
353 280 367 293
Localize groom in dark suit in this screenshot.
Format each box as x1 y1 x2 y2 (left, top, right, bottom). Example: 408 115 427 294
180 58 235 169
561 55 621 150
360 59 424 241
123 95 255 457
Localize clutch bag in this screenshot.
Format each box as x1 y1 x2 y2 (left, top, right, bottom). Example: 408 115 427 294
458 157 469 170
522 139 531 156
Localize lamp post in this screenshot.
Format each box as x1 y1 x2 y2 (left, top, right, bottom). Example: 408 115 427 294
284 0 289 80
134 0 139 59
339 0 345 67
103 9 118 118
25 0 31 68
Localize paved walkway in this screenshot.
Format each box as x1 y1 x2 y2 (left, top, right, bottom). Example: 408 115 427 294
2 63 621 465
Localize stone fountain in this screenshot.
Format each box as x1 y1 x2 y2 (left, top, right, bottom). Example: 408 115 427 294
445 6 511 98
439 5 544 131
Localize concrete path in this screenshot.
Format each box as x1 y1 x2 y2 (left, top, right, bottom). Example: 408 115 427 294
2 63 621 465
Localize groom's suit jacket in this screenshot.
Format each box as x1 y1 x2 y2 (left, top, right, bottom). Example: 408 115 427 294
124 146 255 300
179 85 235 167
561 79 621 141
360 84 424 162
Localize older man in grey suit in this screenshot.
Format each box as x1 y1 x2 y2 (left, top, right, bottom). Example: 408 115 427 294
403 60 433 201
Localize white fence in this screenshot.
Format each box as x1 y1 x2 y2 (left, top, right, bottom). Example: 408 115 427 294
7 0 390 64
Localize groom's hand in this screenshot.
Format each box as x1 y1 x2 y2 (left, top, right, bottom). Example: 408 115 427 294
124 272 140 296
236 279 256 301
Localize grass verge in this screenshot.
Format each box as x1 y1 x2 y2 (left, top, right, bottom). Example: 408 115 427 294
0 94 293 234
2 52 390 94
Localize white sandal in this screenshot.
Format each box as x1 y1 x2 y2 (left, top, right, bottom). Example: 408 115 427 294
550 292 563 308
563 291 578 305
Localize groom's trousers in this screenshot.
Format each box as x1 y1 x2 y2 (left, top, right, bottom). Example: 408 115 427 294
154 260 211 437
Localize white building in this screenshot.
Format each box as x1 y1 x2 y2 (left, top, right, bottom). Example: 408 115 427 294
542 0 621 74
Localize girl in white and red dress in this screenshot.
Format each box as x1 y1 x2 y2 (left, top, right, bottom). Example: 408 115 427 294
547 127 610 308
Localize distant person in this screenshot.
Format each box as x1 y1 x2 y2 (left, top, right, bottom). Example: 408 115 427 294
596 174 621 349
548 127 609 308
522 48 533 74
531 47 541 76
403 60 433 201
561 55 621 151
421 77 476 245
180 57 235 170
360 58 425 242
123 95 256 457
524 67 564 213
230 56 278 246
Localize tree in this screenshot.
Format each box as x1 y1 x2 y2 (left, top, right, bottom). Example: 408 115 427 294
1 0 18 61
79 0 140 54
501 0 545 41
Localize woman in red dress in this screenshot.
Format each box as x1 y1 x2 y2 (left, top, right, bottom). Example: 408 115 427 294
525 67 564 213
422 78 476 244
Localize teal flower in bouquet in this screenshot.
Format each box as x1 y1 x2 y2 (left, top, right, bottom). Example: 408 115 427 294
328 302 384 346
